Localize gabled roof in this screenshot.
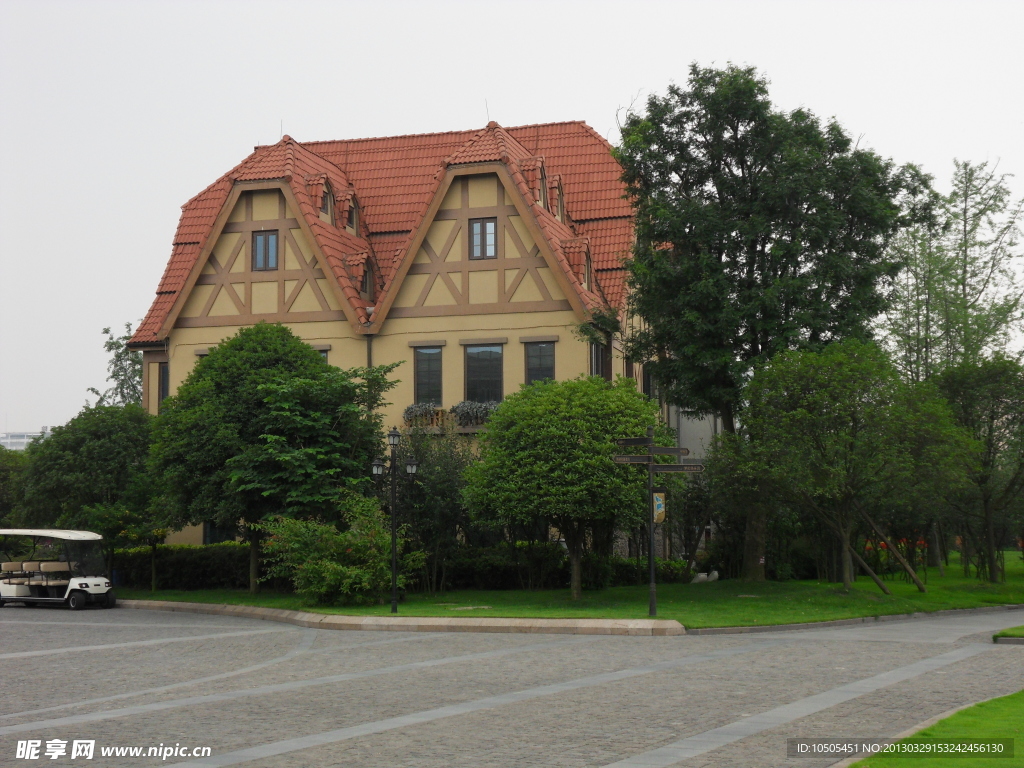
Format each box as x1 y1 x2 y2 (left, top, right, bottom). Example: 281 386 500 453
131 121 633 346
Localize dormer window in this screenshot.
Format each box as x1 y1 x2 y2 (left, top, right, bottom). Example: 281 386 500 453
347 198 359 232
361 263 374 300
319 182 334 224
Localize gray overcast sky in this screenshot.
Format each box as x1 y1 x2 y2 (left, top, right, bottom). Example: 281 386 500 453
1 0 1022 432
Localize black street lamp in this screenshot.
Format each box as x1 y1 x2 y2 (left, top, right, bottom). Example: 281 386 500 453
372 428 418 614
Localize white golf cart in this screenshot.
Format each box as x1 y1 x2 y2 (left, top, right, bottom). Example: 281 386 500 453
0 529 115 610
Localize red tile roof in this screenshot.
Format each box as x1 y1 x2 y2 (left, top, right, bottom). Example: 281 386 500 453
131 121 633 346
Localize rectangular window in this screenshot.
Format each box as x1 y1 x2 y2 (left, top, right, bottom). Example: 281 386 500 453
525 342 555 384
469 218 497 260
252 230 278 271
157 362 170 413
414 347 443 405
465 344 502 402
590 342 610 381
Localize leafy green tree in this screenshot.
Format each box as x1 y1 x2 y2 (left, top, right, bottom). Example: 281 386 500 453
615 64 933 579
396 422 477 595
740 341 970 592
20 405 152 528
882 161 1023 381
89 323 143 406
0 446 27 526
936 356 1024 582
150 323 395 593
464 377 668 600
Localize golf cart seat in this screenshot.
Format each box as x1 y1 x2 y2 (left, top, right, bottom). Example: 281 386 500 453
1 562 27 585
40 561 70 586
22 561 44 585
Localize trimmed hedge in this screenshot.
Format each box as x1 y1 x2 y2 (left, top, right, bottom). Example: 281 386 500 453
113 542 250 590
112 540 696 593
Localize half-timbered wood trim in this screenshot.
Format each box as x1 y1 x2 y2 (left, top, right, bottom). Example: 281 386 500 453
158 180 362 338
405 256 547 275
369 163 589 332
195 268 326 285
221 219 300 233
388 300 572 318
175 310 348 328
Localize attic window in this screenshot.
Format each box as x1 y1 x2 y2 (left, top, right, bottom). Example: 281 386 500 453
252 231 278 271
469 218 497 260
347 198 359 231
320 182 334 223
361 264 374 300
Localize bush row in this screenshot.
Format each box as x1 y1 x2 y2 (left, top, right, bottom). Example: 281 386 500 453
113 541 696 593
113 542 249 590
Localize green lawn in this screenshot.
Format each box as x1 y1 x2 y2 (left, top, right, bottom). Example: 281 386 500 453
994 625 1024 638
850 689 1024 767
118 551 1024 629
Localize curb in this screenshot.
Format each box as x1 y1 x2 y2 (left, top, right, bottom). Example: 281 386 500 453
993 636 1024 645
685 603 1024 635
118 600 685 636
829 693 1004 767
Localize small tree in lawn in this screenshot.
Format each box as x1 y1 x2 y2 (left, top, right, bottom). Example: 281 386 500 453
464 377 669 600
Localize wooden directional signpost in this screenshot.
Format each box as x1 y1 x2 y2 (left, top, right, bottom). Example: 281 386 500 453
614 427 704 617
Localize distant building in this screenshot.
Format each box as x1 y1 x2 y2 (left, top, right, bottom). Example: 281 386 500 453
0 427 51 451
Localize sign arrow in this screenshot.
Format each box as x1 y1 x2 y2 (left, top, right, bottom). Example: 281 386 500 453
615 437 654 447
650 447 691 456
613 455 652 464
654 464 704 473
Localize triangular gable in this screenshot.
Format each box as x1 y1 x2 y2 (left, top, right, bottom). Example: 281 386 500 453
367 160 598 331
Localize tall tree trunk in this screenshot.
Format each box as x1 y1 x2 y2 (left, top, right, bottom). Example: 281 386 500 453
561 522 584 600
741 503 767 582
840 528 854 592
984 502 1000 583
248 528 261 595
929 524 945 577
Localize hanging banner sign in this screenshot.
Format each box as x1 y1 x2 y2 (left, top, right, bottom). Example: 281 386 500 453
653 492 666 524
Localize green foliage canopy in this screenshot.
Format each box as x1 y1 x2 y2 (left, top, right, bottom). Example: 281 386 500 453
936 356 1024 582
616 64 933 431
737 340 971 590
464 376 669 599
0 446 27 526
151 323 395 531
19 404 152 528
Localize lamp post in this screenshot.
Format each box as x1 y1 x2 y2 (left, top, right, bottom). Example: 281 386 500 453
372 428 418 614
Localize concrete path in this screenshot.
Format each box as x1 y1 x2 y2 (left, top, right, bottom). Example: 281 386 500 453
1 604 1021 767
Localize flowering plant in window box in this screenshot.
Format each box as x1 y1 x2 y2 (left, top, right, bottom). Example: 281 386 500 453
449 400 499 427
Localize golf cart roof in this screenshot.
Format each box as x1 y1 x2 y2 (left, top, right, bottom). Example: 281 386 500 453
0 529 103 541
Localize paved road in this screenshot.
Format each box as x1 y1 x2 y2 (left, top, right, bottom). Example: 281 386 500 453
0 605 1022 767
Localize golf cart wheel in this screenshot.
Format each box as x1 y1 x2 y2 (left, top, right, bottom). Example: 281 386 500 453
67 591 87 611
102 592 116 609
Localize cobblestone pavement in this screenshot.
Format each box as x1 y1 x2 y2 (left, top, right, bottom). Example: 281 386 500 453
1 605 1022 767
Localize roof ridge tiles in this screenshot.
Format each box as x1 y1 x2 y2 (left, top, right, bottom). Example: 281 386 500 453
292 120 588 147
